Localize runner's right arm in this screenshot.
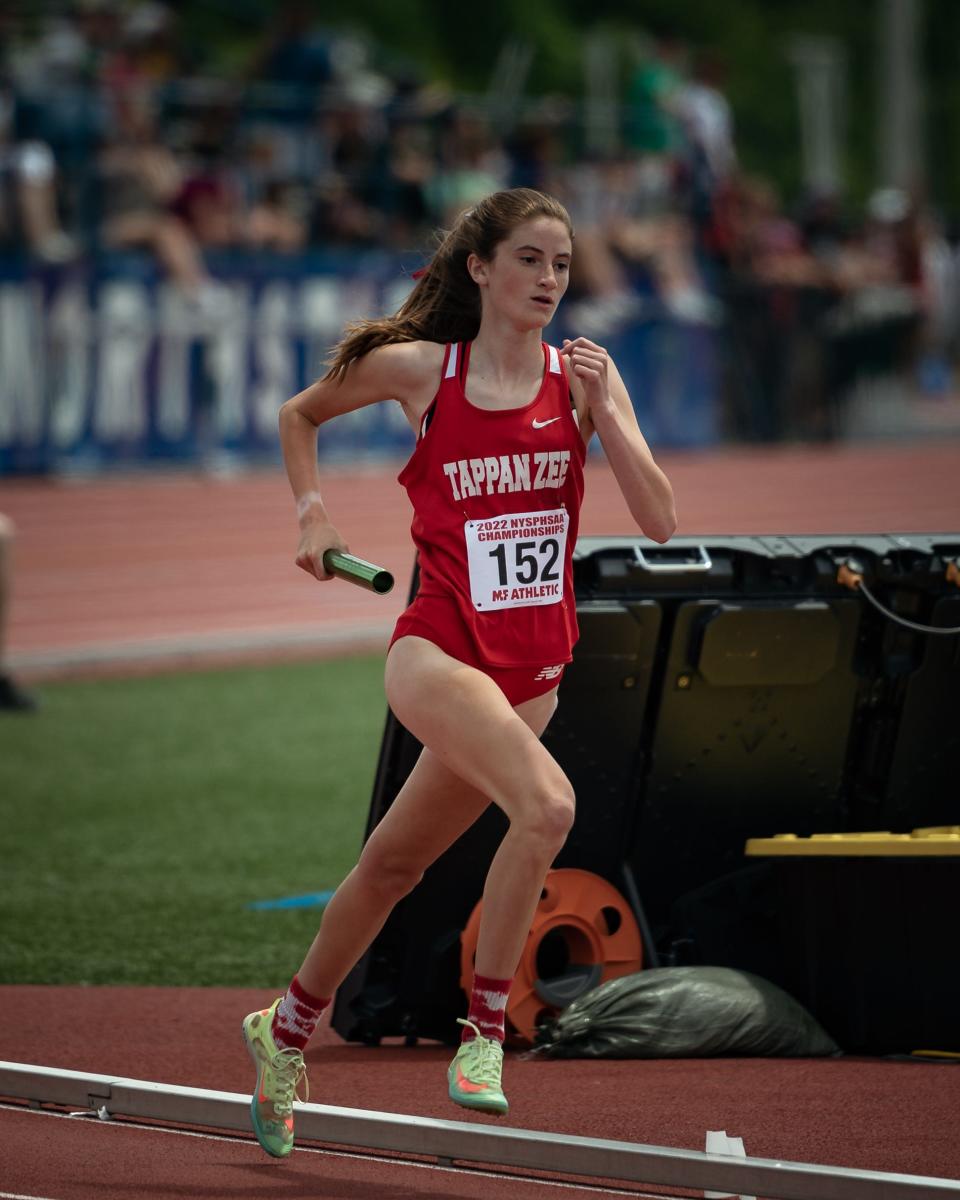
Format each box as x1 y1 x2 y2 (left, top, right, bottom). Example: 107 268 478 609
278 341 443 580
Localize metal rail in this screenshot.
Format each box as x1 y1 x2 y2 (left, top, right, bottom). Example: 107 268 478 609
2 1060 958 1200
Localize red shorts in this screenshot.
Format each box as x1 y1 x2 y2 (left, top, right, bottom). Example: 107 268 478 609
389 593 566 707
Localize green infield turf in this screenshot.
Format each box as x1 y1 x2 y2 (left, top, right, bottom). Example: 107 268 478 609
0 655 388 986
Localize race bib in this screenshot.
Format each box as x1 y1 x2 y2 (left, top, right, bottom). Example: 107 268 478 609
465 509 568 611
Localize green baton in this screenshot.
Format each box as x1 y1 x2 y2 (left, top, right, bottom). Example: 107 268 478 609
322 550 395 595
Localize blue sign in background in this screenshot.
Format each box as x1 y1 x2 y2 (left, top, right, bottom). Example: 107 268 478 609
0 253 719 475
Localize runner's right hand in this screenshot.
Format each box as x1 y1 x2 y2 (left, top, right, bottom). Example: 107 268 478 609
295 521 348 581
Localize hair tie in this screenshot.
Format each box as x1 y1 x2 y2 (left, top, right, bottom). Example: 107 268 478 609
411 266 429 279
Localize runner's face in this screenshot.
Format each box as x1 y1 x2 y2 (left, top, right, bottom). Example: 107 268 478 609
476 217 572 328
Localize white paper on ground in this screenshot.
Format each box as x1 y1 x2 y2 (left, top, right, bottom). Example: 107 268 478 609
705 1130 756 1200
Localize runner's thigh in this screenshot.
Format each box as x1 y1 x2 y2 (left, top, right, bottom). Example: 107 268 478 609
384 636 572 827
361 679 561 870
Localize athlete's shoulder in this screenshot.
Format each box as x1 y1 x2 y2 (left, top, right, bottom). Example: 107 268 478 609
340 340 446 409
366 339 446 388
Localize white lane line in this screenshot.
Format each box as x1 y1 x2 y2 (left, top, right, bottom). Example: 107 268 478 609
0 1192 64 1200
6 621 393 674
0 1103 671 1199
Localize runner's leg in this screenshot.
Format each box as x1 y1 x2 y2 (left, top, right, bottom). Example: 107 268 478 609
383 636 573 981
296 651 560 998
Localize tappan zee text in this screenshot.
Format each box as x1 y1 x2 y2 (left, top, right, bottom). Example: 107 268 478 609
443 450 571 501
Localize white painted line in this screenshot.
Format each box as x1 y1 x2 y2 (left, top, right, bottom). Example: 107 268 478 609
2 1061 959 1200
0 1192 63 1200
7 620 393 674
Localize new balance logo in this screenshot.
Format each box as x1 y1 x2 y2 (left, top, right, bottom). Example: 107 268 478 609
531 416 561 429
534 665 564 681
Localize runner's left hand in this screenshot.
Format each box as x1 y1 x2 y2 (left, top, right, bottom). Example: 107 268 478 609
560 338 613 412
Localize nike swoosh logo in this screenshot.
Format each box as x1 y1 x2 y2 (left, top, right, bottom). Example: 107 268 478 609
532 416 561 429
456 1066 490 1093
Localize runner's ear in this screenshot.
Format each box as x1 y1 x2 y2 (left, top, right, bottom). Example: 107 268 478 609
466 252 488 286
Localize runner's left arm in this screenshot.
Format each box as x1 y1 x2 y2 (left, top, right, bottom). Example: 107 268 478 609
560 337 677 543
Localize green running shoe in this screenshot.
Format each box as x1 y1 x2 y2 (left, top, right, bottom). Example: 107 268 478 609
242 999 309 1158
447 1019 508 1115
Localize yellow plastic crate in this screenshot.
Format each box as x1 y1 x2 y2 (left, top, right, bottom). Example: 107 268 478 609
745 826 960 857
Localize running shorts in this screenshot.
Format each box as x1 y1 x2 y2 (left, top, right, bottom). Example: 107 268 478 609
389 593 566 707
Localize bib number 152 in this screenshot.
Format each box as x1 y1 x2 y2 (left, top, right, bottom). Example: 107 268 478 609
488 538 560 586
465 508 568 611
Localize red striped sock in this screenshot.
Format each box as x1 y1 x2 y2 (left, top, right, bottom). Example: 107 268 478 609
271 975 330 1052
462 973 512 1044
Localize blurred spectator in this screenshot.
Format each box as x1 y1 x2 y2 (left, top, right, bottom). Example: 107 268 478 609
915 206 959 391
506 114 567 194
674 51 737 189
303 79 439 248
553 157 644 330
246 180 307 253
673 50 737 259
308 171 381 248
305 96 386 247
242 5 396 239
818 188 930 426
247 2 334 98
725 175 822 287
427 106 508 225
169 169 243 251
0 84 77 262
622 28 687 211
715 176 955 440
7 8 110 231
372 120 433 248
97 89 217 302
0 515 37 713
101 3 183 102
559 155 720 334
717 174 832 441
553 29 724 337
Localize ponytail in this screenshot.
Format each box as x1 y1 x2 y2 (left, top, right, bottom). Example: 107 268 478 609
322 188 573 381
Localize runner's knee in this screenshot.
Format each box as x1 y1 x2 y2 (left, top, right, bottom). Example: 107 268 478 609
512 783 575 853
356 842 425 901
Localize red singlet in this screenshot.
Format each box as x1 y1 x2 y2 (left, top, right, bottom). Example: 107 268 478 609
390 341 586 705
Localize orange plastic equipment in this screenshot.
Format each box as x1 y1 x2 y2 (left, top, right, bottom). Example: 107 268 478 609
459 868 643 1046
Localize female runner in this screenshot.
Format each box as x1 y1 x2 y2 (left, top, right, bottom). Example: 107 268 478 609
243 187 677 1158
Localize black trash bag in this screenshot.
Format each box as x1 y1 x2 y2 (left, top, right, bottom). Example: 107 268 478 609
530 967 840 1058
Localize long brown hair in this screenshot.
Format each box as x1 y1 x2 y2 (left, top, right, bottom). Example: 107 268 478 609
322 188 573 381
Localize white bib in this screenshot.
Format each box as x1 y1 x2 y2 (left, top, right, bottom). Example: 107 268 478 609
465 508 568 611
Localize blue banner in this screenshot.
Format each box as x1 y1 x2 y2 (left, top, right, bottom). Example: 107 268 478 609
0 253 718 475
